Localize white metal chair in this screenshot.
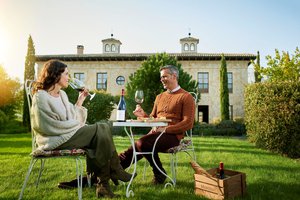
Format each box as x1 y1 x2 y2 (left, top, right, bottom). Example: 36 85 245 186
19 80 87 200
143 92 198 186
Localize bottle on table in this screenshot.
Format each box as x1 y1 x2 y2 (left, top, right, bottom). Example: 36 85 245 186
219 162 225 179
116 89 126 122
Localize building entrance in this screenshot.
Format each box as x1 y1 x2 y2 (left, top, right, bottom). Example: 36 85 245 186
198 105 209 123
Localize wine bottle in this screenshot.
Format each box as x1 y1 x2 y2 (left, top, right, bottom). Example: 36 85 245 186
116 89 126 121
219 162 225 179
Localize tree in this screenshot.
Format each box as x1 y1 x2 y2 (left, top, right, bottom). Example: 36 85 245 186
23 35 36 130
0 65 22 119
253 51 262 83
220 54 230 121
125 53 199 119
259 47 300 82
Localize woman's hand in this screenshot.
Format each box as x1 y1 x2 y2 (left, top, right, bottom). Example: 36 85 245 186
76 88 89 107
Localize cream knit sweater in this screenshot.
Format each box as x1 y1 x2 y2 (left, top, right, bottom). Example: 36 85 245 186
31 90 87 151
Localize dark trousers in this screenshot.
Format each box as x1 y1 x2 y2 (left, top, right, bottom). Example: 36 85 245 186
119 132 180 175
56 122 114 176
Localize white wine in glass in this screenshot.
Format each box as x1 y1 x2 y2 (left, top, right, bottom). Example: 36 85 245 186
69 78 96 100
135 90 144 105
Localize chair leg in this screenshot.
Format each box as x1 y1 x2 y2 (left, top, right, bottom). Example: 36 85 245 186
35 159 46 187
169 153 177 185
192 150 197 161
19 158 38 200
174 153 178 185
75 157 83 200
87 172 92 188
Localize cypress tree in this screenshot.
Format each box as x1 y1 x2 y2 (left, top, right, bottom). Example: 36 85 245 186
22 35 36 131
254 51 262 83
220 54 229 121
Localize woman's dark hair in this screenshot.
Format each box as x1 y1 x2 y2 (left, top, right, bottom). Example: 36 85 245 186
34 59 67 93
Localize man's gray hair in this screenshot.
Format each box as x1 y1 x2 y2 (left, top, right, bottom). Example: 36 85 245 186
160 65 179 80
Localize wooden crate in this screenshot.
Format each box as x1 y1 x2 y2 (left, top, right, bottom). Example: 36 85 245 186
194 168 246 200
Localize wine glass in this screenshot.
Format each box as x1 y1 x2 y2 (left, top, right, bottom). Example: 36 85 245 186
135 90 144 105
68 78 96 100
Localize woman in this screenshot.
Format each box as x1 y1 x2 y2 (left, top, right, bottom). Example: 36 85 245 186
31 59 133 198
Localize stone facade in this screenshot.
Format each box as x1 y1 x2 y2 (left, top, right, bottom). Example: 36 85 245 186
36 35 255 123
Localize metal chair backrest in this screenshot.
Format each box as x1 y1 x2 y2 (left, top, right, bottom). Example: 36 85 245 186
183 92 197 159
186 91 197 137
24 80 37 152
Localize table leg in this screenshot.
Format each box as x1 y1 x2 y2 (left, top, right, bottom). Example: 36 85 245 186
123 127 136 197
151 131 175 188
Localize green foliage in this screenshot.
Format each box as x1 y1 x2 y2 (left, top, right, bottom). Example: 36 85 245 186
220 54 230 121
260 47 300 82
245 82 300 158
84 93 115 124
64 87 115 124
23 35 36 130
125 53 199 118
0 119 28 134
0 110 8 128
0 65 22 119
192 119 246 136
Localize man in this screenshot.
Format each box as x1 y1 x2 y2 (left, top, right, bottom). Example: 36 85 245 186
119 65 195 184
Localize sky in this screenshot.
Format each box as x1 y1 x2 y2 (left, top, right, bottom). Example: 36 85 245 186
0 0 299 82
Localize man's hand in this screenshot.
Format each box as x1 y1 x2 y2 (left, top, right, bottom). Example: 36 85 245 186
150 126 166 134
133 104 147 118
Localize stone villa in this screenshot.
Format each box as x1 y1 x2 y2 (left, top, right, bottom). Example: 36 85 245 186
35 34 256 123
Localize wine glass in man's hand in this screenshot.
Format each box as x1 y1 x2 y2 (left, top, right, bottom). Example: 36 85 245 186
69 78 96 100
135 90 144 105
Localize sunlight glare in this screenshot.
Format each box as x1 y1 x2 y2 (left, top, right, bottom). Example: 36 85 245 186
0 30 8 64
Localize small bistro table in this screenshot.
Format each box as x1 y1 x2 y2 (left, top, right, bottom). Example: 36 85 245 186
113 120 175 197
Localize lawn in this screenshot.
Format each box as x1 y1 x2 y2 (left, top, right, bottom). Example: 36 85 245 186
0 133 299 200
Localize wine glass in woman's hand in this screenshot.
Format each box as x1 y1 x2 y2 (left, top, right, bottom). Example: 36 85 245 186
135 90 144 105
69 78 96 100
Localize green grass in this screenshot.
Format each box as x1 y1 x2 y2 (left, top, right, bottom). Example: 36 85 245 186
0 134 299 200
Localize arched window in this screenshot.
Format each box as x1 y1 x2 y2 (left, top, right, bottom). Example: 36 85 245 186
111 44 116 52
190 43 195 51
184 43 189 51
105 44 110 52
116 76 125 85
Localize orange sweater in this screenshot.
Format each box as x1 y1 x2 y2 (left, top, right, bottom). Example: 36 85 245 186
150 88 195 140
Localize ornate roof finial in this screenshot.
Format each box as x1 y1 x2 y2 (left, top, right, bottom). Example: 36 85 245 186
188 28 191 37
111 33 113 38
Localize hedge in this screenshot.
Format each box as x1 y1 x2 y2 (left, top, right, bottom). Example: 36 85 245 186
245 81 300 158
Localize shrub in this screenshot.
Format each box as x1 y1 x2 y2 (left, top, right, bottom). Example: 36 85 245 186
64 87 115 124
0 110 8 128
215 120 245 136
192 120 245 136
84 92 115 124
193 122 215 136
0 119 28 134
245 81 300 158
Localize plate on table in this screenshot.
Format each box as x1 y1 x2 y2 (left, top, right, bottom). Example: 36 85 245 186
127 117 172 123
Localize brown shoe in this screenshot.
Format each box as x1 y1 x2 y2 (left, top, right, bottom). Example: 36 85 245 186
110 171 137 184
152 171 166 185
58 176 90 189
96 182 120 198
